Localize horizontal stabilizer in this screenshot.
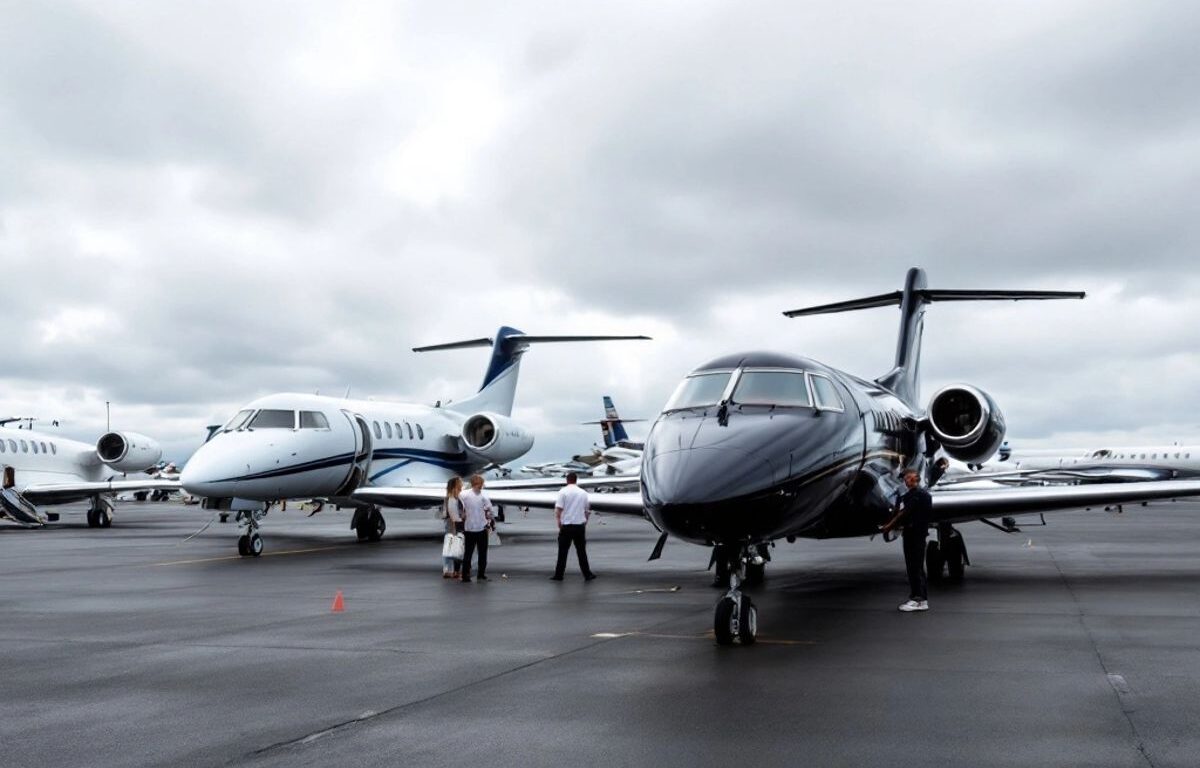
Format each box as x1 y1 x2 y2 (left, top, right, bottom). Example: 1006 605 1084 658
581 419 647 425
783 289 1085 317
412 337 494 352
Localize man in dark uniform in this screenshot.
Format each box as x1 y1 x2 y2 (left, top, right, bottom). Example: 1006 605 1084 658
881 469 933 612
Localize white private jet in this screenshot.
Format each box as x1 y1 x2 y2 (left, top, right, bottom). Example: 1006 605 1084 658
942 443 1200 486
0 424 178 527
179 326 648 557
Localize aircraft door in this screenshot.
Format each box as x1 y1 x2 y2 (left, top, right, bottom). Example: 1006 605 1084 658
334 411 374 496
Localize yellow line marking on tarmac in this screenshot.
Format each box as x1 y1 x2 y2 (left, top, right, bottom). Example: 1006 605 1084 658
147 545 346 567
591 631 815 646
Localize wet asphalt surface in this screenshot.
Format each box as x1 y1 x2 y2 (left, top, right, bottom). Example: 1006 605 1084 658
2 498 1199 767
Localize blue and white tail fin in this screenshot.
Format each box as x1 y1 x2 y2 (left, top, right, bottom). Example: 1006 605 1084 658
782 268 1084 408
414 328 651 417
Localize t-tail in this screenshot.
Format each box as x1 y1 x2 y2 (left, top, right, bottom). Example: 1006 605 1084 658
581 395 632 447
414 327 651 416
782 267 1084 407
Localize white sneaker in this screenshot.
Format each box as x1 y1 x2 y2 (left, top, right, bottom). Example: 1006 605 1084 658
898 599 929 612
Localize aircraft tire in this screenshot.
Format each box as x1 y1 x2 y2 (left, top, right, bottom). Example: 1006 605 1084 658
86 509 99 528
365 510 386 542
98 508 113 528
945 537 965 582
714 597 737 646
925 540 945 582
237 535 249 557
737 597 757 645
248 532 264 557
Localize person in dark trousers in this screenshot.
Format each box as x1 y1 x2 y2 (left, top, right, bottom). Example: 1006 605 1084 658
459 474 494 582
881 468 933 612
550 472 595 581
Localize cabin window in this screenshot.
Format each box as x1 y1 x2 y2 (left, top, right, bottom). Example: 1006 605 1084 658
417 424 424 440
384 422 393 439
810 374 846 412
1152 453 1157 460
372 421 382 439
50 443 56 455
663 372 732 411
405 422 414 440
393 423 401 439
1176 452 1181 459
250 409 296 429
0 441 5 453
223 410 255 432
299 411 330 429
20 440 28 453
7 440 15 452
731 371 811 407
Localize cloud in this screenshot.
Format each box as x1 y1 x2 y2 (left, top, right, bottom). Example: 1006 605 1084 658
2 0 1198 466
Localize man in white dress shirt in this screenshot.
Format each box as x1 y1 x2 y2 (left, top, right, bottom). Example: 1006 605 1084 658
459 474 494 582
550 472 596 581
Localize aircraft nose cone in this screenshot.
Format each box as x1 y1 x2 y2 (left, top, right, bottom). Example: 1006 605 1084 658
643 446 775 506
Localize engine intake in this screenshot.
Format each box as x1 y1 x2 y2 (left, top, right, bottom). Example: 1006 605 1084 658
461 413 534 466
97 431 163 473
926 385 1006 463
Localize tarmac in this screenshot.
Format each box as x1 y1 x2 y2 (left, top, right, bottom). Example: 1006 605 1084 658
2 498 1199 767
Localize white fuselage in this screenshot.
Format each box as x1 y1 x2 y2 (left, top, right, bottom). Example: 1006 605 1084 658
180 393 511 500
0 427 107 489
959 444 1200 479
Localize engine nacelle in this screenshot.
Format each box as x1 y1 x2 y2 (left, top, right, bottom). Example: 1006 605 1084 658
461 413 534 466
926 385 1006 463
96 431 163 473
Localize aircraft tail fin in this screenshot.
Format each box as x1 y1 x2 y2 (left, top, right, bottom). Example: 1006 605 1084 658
782 268 1083 406
415 328 650 417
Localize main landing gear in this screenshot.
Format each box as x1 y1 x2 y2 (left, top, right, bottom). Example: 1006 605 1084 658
712 545 759 647
926 524 969 582
235 508 267 557
351 505 386 542
86 497 114 528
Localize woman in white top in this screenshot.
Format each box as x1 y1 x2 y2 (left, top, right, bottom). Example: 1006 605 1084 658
442 477 464 578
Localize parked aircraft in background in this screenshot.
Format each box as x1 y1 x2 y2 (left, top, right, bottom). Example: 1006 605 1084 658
356 268 1200 646
943 442 1200 485
179 327 649 556
520 396 645 478
0 424 178 527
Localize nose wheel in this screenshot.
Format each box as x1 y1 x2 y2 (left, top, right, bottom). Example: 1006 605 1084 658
713 546 758 646
235 509 267 557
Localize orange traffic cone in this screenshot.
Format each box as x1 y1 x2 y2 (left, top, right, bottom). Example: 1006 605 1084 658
331 590 345 613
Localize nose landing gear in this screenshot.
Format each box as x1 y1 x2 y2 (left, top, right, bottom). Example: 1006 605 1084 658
235 508 267 557
713 545 758 647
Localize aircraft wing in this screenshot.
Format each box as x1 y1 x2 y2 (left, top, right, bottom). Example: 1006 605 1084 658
470 476 639 492
353 486 647 518
21 478 182 505
941 466 1173 486
931 479 1200 524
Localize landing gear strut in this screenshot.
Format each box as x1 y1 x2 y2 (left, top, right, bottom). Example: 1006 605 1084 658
235 508 267 557
352 505 386 542
926 524 968 582
713 545 758 647
86 497 113 528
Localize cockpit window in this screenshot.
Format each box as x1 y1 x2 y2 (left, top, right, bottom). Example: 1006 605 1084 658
249 409 296 429
731 371 811 407
809 375 845 411
300 411 330 429
223 409 255 432
663 372 732 411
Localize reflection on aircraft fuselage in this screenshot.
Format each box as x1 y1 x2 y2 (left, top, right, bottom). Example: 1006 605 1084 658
640 352 915 546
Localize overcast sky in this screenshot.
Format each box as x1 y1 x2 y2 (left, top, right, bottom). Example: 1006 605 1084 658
2 0 1198 465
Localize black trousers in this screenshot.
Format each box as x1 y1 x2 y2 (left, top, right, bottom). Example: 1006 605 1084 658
462 530 488 578
554 524 593 578
902 531 927 601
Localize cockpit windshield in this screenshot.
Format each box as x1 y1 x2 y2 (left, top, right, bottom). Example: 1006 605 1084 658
731 370 811 407
249 409 296 429
223 409 255 432
300 411 330 429
663 372 732 412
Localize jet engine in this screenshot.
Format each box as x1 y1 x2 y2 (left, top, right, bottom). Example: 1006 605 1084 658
926 385 1006 463
96 431 163 473
461 413 534 465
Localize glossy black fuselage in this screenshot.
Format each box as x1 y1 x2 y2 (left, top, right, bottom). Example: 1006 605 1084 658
641 352 921 546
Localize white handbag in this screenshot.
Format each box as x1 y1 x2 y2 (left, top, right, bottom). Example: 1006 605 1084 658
442 533 465 559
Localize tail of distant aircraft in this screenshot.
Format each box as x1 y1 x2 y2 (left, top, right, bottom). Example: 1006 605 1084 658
783 268 1084 407
581 396 632 447
415 327 650 417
